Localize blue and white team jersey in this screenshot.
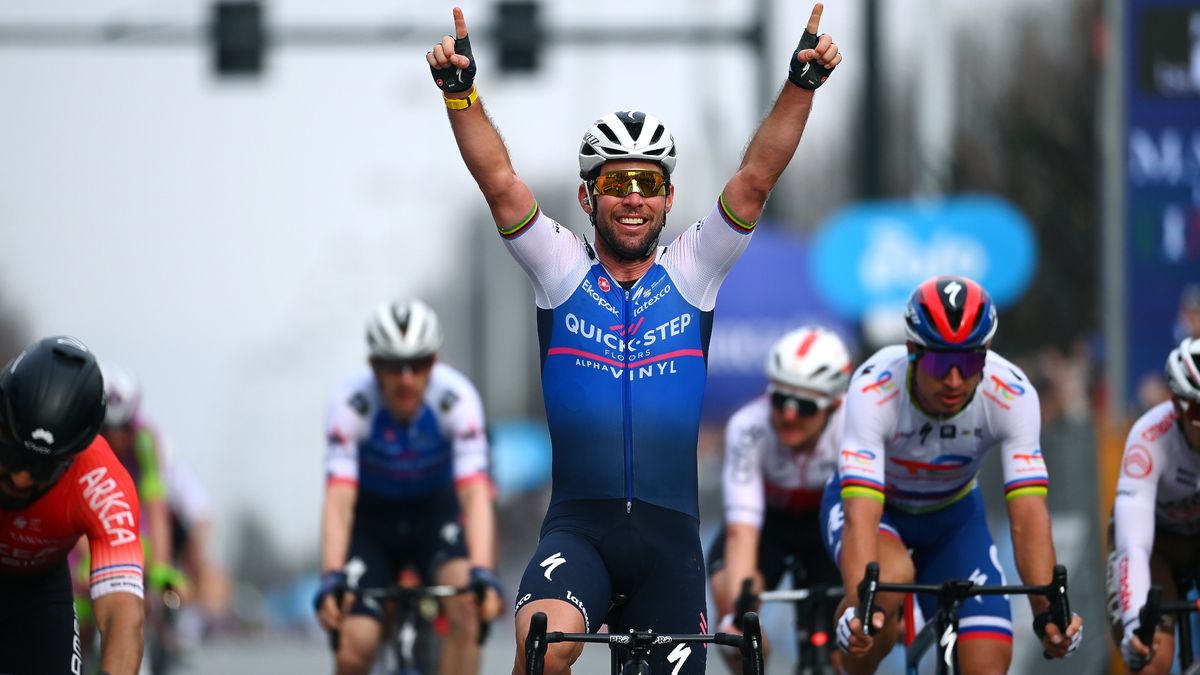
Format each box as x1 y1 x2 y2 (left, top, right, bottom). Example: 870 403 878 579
499 198 754 519
323 363 489 500
836 345 1049 512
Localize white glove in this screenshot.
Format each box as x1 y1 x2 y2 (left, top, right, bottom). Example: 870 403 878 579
835 606 858 654
1121 626 1150 671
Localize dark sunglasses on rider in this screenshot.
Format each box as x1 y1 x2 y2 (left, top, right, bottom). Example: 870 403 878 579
371 354 436 375
769 390 829 418
0 437 74 483
1178 398 1200 425
591 170 669 198
915 348 988 380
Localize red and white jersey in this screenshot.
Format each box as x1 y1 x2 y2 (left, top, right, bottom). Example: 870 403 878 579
722 396 843 526
1111 401 1200 630
0 436 144 599
837 345 1048 512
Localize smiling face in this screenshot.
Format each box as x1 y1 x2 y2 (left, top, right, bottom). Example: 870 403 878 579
580 160 674 263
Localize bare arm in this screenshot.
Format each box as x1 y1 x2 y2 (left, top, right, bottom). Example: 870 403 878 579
320 482 356 572
1006 494 1055 614
457 478 496 570
94 591 144 675
721 3 842 224
722 523 761 604
428 8 536 228
145 496 173 571
837 496 883 608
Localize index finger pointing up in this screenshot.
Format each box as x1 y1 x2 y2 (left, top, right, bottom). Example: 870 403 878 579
453 7 469 39
806 3 824 34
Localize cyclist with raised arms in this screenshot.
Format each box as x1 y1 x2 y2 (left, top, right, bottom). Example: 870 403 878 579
1 336 145 675
313 300 500 675
708 326 852 673
427 5 841 674
1107 338 1200 674
822 275 1083 674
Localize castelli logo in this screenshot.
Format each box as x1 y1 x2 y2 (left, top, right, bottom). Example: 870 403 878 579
1123 445 1153 479
597 277 611 293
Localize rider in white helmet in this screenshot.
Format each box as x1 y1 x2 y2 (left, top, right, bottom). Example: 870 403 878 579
1107 337 1200 674
315 299 501 675
708 326 853 673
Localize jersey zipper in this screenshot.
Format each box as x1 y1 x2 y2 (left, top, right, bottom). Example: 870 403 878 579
623 287 634 514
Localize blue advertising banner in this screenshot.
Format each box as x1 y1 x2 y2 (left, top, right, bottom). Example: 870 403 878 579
1125 0 1200 405
702 225 854 423
809 196 1037 318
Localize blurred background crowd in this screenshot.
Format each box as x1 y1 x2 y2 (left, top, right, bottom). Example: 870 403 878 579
0 0 1196 672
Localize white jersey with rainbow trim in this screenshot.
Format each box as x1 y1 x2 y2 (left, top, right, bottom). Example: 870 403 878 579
1111 401 1200 630
837 345 1048 512
722 396 843 527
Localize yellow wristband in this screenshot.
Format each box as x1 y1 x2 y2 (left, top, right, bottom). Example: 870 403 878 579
444 88 478 111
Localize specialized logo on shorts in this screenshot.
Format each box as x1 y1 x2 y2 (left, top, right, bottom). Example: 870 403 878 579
667 643 692 675
345 557 367 589
540 552 566 580
1123 445 1153 479
827 503 845 548
441 522 461 544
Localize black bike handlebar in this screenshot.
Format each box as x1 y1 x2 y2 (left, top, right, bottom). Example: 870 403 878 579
327 582 486 652
523 610 765 675
856 562 1071 639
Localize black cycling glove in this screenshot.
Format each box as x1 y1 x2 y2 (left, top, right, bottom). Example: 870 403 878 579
430 34 477 93
788 30 833 90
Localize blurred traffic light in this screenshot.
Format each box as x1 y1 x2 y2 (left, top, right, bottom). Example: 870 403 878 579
494 1 543 73
211 1 266 77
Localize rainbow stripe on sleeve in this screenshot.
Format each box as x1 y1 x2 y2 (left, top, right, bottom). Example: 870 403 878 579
718 194 756 234
840 476 885 503
497 202 540 240
1004 477 1049 501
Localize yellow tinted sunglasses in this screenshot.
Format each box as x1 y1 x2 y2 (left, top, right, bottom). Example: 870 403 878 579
591 170 669 198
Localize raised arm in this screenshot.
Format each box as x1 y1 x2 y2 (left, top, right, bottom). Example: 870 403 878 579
428 7 536 229
722 3 841 225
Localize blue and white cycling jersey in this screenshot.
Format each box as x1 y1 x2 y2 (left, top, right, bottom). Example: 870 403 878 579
499 198 753 519
324 363 489 500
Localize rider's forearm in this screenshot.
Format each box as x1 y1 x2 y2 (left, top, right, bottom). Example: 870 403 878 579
320 483 356 572
445 95 536 226
458 478 496 569
1007 494 1056 614
721 84 816 224
839 497 883 606
95 591 144 675
723 523 760 604
145 498 173 568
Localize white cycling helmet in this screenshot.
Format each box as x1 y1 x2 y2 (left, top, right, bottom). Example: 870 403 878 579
765 327 853 398
1166 337 1200 402
578 111 677 180
366 299 443 360
101 363 141 427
